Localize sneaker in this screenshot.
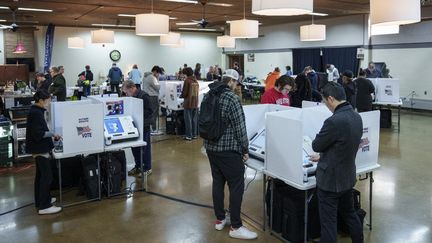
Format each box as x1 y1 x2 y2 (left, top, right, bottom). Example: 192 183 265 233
137 169 152 178
192 136 198 139
51 197 56 204
215 219 227 231
38 205 62 215
128 167 141 176
184 137 192 141
229 226 258 240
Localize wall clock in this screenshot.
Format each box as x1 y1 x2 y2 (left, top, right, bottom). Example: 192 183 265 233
110 50 121 62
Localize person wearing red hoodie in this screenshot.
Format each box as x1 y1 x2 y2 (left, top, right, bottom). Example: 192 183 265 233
261 75 295 106
264 67 281 91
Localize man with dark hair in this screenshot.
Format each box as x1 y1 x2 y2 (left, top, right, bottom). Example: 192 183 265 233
79 65 94 96
35 73 51 92
365 62 382 78
48 67 66 101
107 63 123 96
355 69 375 112
204 69 257 240
122 80 155 177
261 75 294 106
342 70 356 108
142 66 161 133
310 82 364 243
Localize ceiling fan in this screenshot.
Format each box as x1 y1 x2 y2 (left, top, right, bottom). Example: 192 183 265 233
0 7 19 31
176 0 211 28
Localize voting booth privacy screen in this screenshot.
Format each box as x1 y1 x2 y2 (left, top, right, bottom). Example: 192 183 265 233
372 78 400 103
50 100 104 156
264 106 380 189
160 80 211 110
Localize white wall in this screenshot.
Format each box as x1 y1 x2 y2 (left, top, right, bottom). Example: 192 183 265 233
34 26 223 86
243 51 292 81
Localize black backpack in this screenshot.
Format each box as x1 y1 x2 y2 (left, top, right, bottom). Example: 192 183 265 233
199 83 229 141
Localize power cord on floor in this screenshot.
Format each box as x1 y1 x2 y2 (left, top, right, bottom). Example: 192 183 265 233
244 168 258 192
0 202 34 217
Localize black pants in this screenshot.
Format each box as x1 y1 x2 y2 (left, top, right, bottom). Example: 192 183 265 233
110 84 120 96
34 156 53 210
317 188 363 243
207 150 245 228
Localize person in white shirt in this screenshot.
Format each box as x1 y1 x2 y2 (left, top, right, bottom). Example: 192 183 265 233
326 64 340 82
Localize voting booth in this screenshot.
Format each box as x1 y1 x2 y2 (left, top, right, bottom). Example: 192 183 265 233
372 78 400 103
243 104 295 162
89 96 143 149
160 80 212 111
50 100 105 157
264 106 380 189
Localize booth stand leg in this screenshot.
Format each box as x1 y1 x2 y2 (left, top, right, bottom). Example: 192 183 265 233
262 174 266 231
304 190 309 243
57 159 63 206
270 179 274 233
369 172 374 230
97 154 101 201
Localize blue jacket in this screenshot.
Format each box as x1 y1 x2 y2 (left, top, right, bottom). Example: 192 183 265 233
108 67 123 84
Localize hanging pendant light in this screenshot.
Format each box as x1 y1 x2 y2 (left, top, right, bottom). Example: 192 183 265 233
68 19 85 49
91 29 114 44
300 16 326 41
13 32 27 54
217 35 235 48
371 25 400 36
370 0 420 26
136 0 169 36
160 32 181 45
230 0 259 39
252 0 313 16
68 37 85 49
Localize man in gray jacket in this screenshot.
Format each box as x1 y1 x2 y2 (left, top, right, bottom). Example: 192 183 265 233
310 82 363 243
142 66 161 132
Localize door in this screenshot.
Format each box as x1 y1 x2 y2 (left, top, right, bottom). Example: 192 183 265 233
227 54 244 72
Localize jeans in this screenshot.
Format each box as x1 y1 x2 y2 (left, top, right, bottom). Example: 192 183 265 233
184 108 198 138
317 188 364 243
207 150 245 228
131 130 151 171
34 156 53 210
83 86 91 97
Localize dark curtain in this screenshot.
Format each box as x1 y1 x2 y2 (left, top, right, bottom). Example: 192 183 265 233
292 48 322 75
322 47 359 76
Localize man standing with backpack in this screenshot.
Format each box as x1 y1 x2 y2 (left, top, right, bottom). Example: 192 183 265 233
201 69 257 240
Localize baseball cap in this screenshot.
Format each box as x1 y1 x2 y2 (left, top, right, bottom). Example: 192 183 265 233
223 69 240 81
342 70 353 79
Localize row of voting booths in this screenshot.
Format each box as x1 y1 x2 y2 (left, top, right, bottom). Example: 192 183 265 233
243 104 380 242
49 95 146 206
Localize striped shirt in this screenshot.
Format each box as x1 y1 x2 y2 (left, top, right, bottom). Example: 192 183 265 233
204 88 249 154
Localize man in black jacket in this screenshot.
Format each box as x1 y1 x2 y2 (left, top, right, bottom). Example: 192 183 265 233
355 69 375 112
310 82 363 243
122 81 155 177
48 66 66 101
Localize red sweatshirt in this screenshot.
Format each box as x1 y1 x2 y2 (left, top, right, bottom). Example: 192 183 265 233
260 88 291 106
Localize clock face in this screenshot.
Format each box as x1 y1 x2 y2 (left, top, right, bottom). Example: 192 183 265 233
110 50 121 61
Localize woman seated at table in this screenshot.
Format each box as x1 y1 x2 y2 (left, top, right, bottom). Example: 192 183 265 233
26 90 62 215
260 75 295 106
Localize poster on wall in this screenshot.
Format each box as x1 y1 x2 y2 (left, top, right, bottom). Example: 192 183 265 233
247 53 255 62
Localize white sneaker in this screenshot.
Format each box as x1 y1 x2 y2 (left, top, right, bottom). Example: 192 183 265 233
51 197 56 204
215 219 226 231
38 206 62 215
229 226 258 240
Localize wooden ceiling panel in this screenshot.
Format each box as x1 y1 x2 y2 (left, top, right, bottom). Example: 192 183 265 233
0 0 428 32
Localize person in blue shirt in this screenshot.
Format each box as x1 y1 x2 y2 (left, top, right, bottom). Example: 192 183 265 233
285 65 293 76
107 63 123 95
128 64 142 89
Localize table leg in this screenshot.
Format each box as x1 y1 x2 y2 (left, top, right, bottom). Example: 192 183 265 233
369 172 374 230
141 146 146 191
270 179 274 233
304 190 309 243
57 159 62 206
97 154 101 200
107 153 111 197
263 174 266 231
398 105 401 133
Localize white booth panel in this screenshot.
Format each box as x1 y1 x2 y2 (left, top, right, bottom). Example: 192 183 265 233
302 101 324 108
372 78 400 103
266 111 304 186
356 110 380 170
302 106 332 140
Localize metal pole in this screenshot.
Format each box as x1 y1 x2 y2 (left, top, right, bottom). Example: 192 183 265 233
369 172 374 230
304 190 309 243
270 179 274 233
263 174 266 231
58 159 62 206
